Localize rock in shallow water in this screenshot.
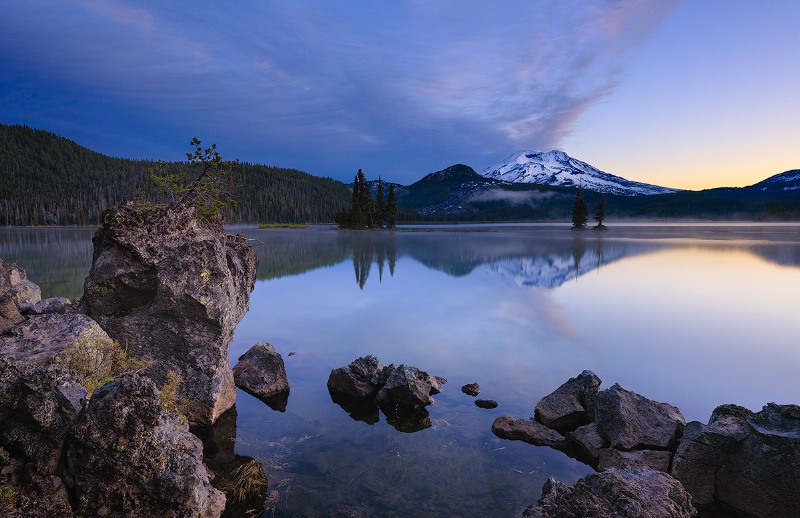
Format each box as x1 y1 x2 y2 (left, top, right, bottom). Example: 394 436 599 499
233 342 290 404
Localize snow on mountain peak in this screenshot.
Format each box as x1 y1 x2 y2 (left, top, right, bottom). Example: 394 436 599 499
480 150 680 196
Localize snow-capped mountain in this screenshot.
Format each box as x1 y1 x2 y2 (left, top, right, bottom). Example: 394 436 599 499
749 169 800 192
480 150 680 196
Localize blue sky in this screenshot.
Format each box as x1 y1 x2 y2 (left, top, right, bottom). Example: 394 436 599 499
1 1 798 189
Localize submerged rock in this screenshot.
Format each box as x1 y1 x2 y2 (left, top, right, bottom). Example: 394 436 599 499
523 469 696 518
81 202 258 425
233 342 290 405
461 382 480 396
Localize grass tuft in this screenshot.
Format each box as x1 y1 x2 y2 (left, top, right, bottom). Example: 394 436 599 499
223 460 269 503
56 334 148 396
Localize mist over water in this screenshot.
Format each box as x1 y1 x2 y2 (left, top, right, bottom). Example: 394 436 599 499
3 223 800 516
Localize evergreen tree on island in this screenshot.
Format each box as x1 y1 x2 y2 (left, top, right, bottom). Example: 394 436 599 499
593 193 607 230
335 169 398 230
386 184 397 229
571 186 589 229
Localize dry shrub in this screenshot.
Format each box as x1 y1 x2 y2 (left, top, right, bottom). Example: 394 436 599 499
57 333 148 396
157 370 183 413
223 460 268 503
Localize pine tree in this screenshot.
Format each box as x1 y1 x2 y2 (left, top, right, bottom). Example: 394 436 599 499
593 194 607 229
350 173 365 228
571 187 588 229
356 169 373 228
386 184 398 228
375 178 386 228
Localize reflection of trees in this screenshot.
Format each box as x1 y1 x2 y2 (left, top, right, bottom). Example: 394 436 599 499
0 228 95 299
350 233 397 290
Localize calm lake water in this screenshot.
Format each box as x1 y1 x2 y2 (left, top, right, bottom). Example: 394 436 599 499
3 223 800 517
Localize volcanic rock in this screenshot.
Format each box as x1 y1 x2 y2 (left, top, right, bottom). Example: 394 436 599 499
81 202 258 425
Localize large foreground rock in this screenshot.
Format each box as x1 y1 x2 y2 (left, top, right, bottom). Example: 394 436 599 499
672 403 800 517
524 469 696 518
81 202 258 425
67 374 225 517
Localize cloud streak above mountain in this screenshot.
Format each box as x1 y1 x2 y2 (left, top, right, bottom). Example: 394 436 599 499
2 1 797 188
0 1 679 183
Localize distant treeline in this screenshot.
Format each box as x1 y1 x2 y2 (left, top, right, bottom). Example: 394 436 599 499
0 124 351 225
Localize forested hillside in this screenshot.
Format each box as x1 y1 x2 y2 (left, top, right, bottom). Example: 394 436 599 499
0 124 351 225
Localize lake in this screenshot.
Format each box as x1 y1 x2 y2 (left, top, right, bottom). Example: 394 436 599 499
2 223 800 517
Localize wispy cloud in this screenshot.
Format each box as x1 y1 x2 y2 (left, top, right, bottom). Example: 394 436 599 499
0 0 680 181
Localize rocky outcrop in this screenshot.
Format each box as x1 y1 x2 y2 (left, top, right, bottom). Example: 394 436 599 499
81 202 258 425
493 372 685 471
233 342 290 408
671 403 800 517
67 374 225 517
495 370 800 517
523 469 696 518
327 356 446 433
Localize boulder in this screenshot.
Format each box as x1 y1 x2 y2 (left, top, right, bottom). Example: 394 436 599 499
377 364 435 409
0 261 41 311
327 355 389 399
66 373 225 517
491 416 571 450
672 403 800 517
461 382 480 396
81 202 258 425
670 404 753 509
595 383 685 451
232 342 290 404
523 469 696 518
475 399 498 409
535 370 601 432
